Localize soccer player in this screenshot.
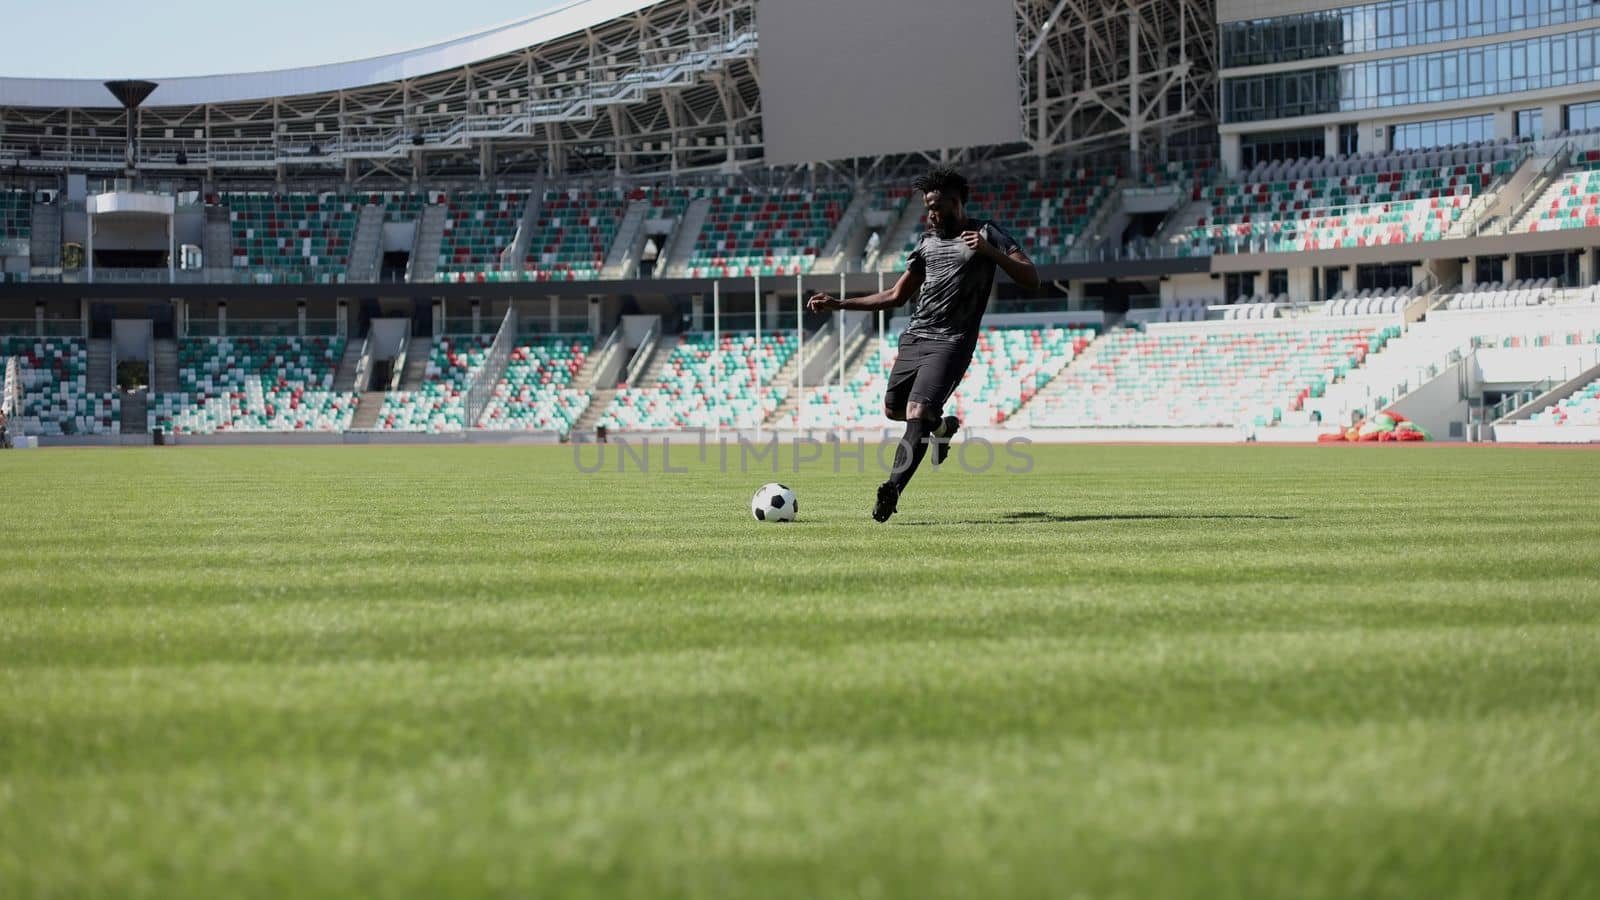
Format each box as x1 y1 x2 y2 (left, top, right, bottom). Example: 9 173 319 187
807 166 1039 522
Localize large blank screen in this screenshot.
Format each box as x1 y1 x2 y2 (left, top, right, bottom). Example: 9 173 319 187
757 0 1025 166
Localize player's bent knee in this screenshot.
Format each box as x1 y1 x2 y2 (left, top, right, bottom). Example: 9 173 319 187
884 404 907 421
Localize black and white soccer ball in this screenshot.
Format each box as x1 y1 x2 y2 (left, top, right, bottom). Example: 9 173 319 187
751 483 798 523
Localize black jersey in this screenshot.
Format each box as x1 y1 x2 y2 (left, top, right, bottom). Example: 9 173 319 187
903 219 1021 344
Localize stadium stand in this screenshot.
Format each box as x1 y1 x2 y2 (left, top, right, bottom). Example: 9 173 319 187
525 189 627 282
779 326 1095 429
225 193 357 283
1026 324 1395 428
435 192 527 283
891 171 1118 268
1439 279 1563 311
373 335 493 432
478 334 595 434
1178 146 1518 254
599 332 795 429
1525 149 1600 233
374 191 439 223
686 188 850 278
147 337 352 433
1529 376 1600 426
0 337 118 435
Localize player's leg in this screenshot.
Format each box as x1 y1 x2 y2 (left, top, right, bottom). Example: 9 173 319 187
887 344 965 497
928 344 975 466
873 341 926 522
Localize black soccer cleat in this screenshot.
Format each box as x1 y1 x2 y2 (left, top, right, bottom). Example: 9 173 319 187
872 480 900 523
933 416 961 467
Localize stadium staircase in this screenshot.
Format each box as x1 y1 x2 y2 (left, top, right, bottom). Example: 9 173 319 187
811 191 874 275
572 388 617 435
1494 360 1600 427
153 339 179 392
662 196 712 277
407 203 448 284
500 181 546 273
87 339 113 394
346 204 386 282
766 323 873 426
351 393 386 429
876 196 928 272
29 199 58 271
602 199 653 279
202 205 232 278
332 340 367 392
120 392 147 435
399 337 431 390
1013 331 1112 422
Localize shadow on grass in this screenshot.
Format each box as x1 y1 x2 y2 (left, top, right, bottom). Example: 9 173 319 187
899 511 1299 526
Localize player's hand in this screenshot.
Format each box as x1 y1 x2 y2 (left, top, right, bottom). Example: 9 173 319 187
807 292 842 313
961 230 996 258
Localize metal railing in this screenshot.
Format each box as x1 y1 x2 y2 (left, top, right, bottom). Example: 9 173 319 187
352 335 374 394
623 319 661 388
1482 142 1573 236
465 307 519 427
390 332 412 393
3 357 20 417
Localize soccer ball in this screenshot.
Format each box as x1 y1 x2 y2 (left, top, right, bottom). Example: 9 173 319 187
751 483 798 523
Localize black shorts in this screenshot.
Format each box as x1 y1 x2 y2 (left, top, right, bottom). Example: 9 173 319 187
884 334 975 414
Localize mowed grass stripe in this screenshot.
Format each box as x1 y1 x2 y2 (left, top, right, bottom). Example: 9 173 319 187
0 445 1597 899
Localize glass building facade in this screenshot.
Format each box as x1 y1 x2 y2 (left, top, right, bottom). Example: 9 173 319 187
1225 27 1600 123
1223 0 1600 68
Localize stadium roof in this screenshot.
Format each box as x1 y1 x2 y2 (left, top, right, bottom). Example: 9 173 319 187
0 0 661 108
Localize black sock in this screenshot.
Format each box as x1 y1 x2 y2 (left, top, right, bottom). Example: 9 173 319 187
889 418 935 492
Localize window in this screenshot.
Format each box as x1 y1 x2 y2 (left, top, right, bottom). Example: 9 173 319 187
1357 262 1415 292
1338 123 1361 156
1390 114 1493 151
1516 108 1544 139
1268 270 1289 296
1240 128 1327 167
1226 273 1258 302
1221 0 1600 70
1223 28 1600 124
1565 100 1600 131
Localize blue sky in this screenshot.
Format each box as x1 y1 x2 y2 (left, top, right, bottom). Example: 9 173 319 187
2 0 579 79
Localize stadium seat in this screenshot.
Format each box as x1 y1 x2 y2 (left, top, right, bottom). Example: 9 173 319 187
147 336 352 433
0 337 118 436
598 332 795 429
223 192 357 284
478 335 596 434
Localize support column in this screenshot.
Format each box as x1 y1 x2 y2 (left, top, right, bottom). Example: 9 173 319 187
168 213 177 283
549 295 560 334
471 300 482 334
297 301 307 338
691 294 705 332
218 301 228 336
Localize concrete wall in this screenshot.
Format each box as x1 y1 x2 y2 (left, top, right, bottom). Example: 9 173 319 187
1389 361 1470 441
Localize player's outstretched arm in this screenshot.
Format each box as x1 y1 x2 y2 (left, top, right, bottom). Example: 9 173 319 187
806 264 924 313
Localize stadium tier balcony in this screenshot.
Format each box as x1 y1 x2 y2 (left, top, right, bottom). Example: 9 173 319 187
1529 376 1600 426
523 189 627 282
599 332 795 430
435 192 528 284
1026 325 1397 428
779 326 1095 430
1526 149 1600 232
374 335 492 432
1438 279 1566 311
1181 151 1516 254
685 188 851 278
1 190 31 241
147 336 352 434
478 335 595 434
225 193 357 284
0 338 118 436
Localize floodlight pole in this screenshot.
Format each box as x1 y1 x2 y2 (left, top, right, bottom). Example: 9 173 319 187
795 273 804 431
838 271 846 387
713 279 721 441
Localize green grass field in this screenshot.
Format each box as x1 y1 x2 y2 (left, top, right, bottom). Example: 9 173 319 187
2 443 1598 899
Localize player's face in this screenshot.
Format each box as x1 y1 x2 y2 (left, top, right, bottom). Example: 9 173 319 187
924 190 963 238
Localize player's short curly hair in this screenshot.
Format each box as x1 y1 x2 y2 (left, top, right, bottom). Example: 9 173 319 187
912 166 969 204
